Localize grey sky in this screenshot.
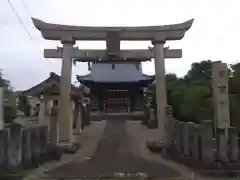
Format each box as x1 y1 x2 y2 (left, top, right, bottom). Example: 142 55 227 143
1 0 240 90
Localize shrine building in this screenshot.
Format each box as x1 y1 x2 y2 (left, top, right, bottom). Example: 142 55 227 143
77 60 154 113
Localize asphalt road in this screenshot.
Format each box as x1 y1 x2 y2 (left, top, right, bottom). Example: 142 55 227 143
44 119 181 179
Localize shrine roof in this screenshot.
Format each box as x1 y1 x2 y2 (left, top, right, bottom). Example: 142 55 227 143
22 72 81 97
76 62 154 84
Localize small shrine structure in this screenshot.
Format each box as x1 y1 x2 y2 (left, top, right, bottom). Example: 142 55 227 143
22 72 83 141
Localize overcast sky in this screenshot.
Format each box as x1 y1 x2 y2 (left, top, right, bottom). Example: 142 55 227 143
1 0 240 90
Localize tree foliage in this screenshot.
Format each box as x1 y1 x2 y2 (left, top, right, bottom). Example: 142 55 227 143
167 60 215 123
0 69 16 121
0 70 12 91
151 60 240 126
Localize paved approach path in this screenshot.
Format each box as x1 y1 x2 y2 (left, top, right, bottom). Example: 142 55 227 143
24 119 197 179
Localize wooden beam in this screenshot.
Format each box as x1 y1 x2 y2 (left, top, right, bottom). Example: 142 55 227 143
44 48 182 60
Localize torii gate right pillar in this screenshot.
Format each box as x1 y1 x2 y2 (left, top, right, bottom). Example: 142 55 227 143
152 41 167 143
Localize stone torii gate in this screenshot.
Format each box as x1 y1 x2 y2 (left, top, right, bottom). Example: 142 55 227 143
32 18 194 147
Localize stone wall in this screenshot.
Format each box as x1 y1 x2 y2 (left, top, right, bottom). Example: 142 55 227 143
0 122 49 172
167 117 240 166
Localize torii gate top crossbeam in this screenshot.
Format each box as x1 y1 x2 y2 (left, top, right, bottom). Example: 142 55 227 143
32 18 194 41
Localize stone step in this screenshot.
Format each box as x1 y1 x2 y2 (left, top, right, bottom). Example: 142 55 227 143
200 169 240 177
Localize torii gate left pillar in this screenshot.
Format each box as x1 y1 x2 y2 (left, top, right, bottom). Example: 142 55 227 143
58 38 75 145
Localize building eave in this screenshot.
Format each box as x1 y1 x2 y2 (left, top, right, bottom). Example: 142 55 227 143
76 74 154 84
22 72 81 97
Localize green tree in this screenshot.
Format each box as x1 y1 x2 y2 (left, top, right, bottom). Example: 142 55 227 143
148 60 240 126
184 60 220 82
0 70 12 90
0 69 17 121
229 62 240 127
229 63 240 94
151 60 215 123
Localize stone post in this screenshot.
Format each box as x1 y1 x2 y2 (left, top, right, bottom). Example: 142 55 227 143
178 122 185 153
152 41 167 143
175 121 183 153
216 128 228 162
0 87 4 130
7 125 23 169
182 122 192 156
50 106 58 145
22 129 32 166
44 98 51 116
75 101 82 133
212 62 230 138
0 129 8 167
189 124 200 161
148 108 157 129
188 123 195 157
200 120 215 164
58 39 75 146
31 127 41 161
228 127 239 161
165 105 175 148
44 98 52 137
38 94 46 125
39 126 48 155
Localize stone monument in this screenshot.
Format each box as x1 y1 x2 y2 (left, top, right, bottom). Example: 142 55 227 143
212 62 230 137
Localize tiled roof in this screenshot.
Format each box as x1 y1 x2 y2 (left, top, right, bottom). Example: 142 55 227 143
22 72 81 96
77 62 154 83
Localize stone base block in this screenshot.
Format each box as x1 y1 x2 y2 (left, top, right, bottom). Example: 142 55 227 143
147 120 158 129
163 147 240 178
200 169 240 177
46 144 63 161
146 140 164 153
203 162 240 170
58 143 80 154
0 169 24 180
73 129 82 135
